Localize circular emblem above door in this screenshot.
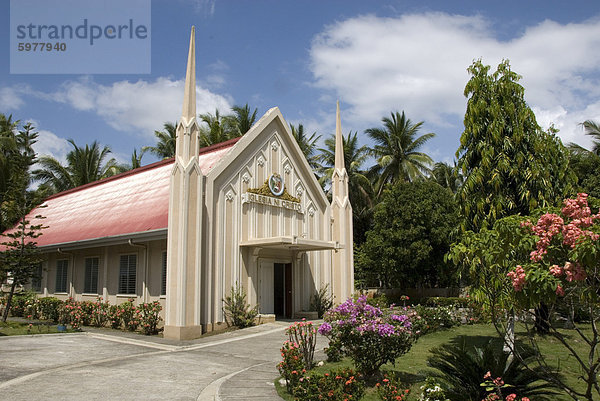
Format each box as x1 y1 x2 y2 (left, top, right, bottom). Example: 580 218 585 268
268 173 284 196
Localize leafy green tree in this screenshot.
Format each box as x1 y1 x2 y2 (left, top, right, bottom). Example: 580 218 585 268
0 117 42 231
33 140 120 194
224 103 258 137
1 212 45 322
0 118 45 322
366 111 435 196
456 60 574 232
451 194 600 400
317 131 374 244
568 151 600 198
290 123 321 169
356 180 459 288
143 122 177 159
447 215 534 316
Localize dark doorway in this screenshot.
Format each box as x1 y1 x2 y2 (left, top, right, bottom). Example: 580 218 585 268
274 263 293 318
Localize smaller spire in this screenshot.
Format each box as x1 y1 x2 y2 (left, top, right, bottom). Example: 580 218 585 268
181 26 196 123
335 101 345 171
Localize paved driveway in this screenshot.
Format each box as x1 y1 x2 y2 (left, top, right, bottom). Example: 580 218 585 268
0 322 327 401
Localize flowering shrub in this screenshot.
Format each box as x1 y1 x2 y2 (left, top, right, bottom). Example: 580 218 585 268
138 301 162 335
9 291 37 317
38 297 62 322
79 301 95 326
90 297 110 327
116 299 140 331
63 297 84 330
108 304 122 329
291 368 364 401
507 193 599 299
286 319 317 369
277 340 305 393
376 374 410 401
319 295 415 376
481 373 531 401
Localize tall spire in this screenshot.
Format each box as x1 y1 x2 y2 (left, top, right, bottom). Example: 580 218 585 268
335 100 345 172
181 26 196 123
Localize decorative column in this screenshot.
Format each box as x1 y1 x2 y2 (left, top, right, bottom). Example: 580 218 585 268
164 27 204 340
330 101 354 303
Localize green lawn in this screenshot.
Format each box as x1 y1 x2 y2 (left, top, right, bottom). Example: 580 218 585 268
0 321 73 336
276 323 594 400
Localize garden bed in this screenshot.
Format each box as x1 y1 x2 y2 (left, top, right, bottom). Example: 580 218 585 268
277 323 592 400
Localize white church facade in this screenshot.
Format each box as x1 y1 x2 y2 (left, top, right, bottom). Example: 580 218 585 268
20 28 354 340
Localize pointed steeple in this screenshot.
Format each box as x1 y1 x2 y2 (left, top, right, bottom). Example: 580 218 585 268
330 100 353 305
181 26 196 124
334 101 345 172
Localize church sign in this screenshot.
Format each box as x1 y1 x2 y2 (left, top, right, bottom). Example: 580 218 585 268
243 174 302 212
241 192 303 213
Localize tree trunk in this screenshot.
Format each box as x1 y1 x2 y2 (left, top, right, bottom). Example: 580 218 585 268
504 309 515 355
2 279 17 323
534 303 550 334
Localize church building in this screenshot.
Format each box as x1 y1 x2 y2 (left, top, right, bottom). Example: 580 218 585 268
20 27 354 340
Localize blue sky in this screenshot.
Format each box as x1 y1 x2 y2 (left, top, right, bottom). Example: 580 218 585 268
1 0 600 168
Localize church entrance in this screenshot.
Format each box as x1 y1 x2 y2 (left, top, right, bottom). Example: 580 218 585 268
259 261 293 318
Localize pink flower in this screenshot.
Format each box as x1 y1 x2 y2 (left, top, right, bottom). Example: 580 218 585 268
507 266 526 291
521 398 530 401
483 371 491 379
506 394 517 401
556 285 565 297
549 265 563 277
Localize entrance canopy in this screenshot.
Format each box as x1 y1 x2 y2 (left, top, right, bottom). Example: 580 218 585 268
240 236 340 252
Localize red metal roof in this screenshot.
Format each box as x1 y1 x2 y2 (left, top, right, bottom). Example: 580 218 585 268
25 138 239 248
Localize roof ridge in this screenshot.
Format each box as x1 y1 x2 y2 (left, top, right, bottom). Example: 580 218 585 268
43 137 241 202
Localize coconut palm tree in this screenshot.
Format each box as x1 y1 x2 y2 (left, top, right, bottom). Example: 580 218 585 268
431 161 463 193
224 103 258 137
581 120 600 155
366 111 435 196
129 148 145 169
289 123 321 169
199 109 232 147
143 122 177 159
33 140 120 193
114 148 147 174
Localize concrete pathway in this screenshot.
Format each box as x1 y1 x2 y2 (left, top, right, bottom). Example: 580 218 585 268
0 321 328 401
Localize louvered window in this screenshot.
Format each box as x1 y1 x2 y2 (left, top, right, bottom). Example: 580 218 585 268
55 259 68 293
161 251 167 296
118 254 137 294
84 257 99 294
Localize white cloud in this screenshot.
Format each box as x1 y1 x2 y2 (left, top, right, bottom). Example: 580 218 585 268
0 87 25 111
309 13 600 148
26 119 71 164
51 77 232 137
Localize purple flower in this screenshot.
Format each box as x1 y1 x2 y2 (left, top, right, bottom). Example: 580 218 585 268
391 314 408 323
318 322 332 335
377 323 396 337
